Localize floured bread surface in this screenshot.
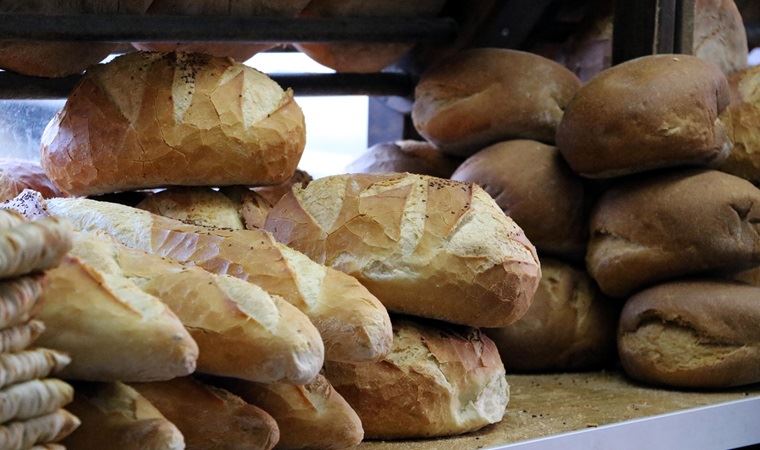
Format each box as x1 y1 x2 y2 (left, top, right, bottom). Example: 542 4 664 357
266 173 541 327
325 319 509 439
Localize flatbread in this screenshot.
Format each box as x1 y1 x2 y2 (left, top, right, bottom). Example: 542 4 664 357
0 321 45 354
0 379 74 423
0 217 72 279
0 349 70 390
0 276 44 329
0 409 80 450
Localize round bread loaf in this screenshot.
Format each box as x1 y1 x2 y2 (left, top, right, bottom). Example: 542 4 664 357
325 319 509 439
137 188 244 230
451 140 587 258
413 49 582 157
132 0 310 60
41 52 306 196
0 160 64 202
347 140 460 178
486 259 616 372
295 0 446 73
265 173 541 328
557 54 732 178
0 1 151 78
694 0 748 76
718 66 760 183
587 169 760 297
619 280 760 388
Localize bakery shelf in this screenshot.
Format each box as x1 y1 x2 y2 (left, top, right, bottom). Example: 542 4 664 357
359 372 760 450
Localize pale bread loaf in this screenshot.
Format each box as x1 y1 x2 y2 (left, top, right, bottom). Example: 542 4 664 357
265 173 541 327
45 197 393 363
0 379 74 423
0 276 44 329
0 217 72 279
137 188 244 230
0 349 70 390
37 256 199 381
64 382 185 450
0 320 45 353
0 409 80 450
41 52 306 195
71 231 324 384
0 160 64 203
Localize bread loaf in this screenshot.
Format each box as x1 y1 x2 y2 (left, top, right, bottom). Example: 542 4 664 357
0 276 44 329
0 320 45 354
619 280 760 388
64 382 185 450
486 259 616 372
0 379 74 424
694 0 748 75
325 319 509 439
216 375 363 450
41 52 306 196
0 409 80 450
251 170 312 207
132 377 279 450
557 55 732 178
265 173 541 327
346 140 461 178
0 160 64 202
295 0 446 73
587 169 760 297
38 256 199 381
45 197 392 363
718 66 760 182
137 188 244 230
0 216 72 280
451 140 587 258
413 49 582 157
221 187 273 230
0 349 70 390
70 231 324 384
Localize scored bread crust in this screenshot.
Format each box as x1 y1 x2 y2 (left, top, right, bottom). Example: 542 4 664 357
41 52 306 196
265 173 541 328
45 197 392 364
619 280 760 388
346 140 461 178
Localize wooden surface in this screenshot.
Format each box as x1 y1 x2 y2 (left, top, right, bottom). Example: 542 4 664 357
359 371 760 449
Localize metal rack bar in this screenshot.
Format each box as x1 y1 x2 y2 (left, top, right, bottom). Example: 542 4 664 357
0 14 457 43
0 71 416 99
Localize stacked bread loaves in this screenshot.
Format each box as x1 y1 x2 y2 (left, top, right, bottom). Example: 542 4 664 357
0 209 80 448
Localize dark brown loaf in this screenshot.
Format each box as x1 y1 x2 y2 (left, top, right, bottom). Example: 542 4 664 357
587 169 760 297
451 140 587 258
557 54 732 178
619 280 760 388
486 258 616 372
413 48 582 157
346 140 461 178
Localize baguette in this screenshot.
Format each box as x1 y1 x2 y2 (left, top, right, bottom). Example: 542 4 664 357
37 256 198 381
71 231 324 384
45 197 392 363
265 173 541 327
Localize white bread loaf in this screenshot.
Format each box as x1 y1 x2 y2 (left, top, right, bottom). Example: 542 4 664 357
45 197 392 363
0 379 74 424
0 215 72 280
65 382 185 450
0 276 45 330
137 188 244 230
0 409 80 450
37 256 199 382
70 230 324 384
325 319 509 439
265 173 541 327
0 349 70 390
41 52 306 196
0 321 45 354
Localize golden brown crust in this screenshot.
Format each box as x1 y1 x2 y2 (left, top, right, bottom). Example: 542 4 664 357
251 169 313 209
619 280 760 388
557 54 731 178
347 140 461 178
413 48 581 157
41 52 306 195
137 188 244 230
0 160 65 202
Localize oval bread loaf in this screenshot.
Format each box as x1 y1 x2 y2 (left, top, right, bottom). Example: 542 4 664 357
41 52 306 196
346 140 461 178
265 173 541 328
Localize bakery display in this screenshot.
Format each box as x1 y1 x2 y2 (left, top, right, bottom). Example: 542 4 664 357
486 259 616 372
619 280 760 388
412 49 582 157
718 66 760 182
325 318 509 439
587 169 760 297
0 160 64 203
557 54 732 178
451 140 587 258
265 173 541 328
347 140 461 178
41 52 306 196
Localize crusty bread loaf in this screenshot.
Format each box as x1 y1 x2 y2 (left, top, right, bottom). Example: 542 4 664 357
486 259 616 372
0 379 74 424
451 140 587 258
45 197 392 364
71 231 324 384
216 375 363 450
587 169 760 297
38 256 199 381
412 49 582 157
137 188 244 230
132 377 279 450
557 55 731 178
0 160 64 202
694 0 748 75
346 140 461 178
0 349 70 390
0 320 45 354
0 215 72 280
65 382 185 450
325 318 509 439
252 170 313 208
0 409 80 450
41 52 306 196
221 187 273 230
0 276 44 329
295 0 446 73
619 280 760 388
265 173 541 327
718 66 760 182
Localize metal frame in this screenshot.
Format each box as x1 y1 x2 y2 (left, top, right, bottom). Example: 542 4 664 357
613 0 696 63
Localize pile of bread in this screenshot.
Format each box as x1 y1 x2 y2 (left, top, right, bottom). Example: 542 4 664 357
0 206 78 449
